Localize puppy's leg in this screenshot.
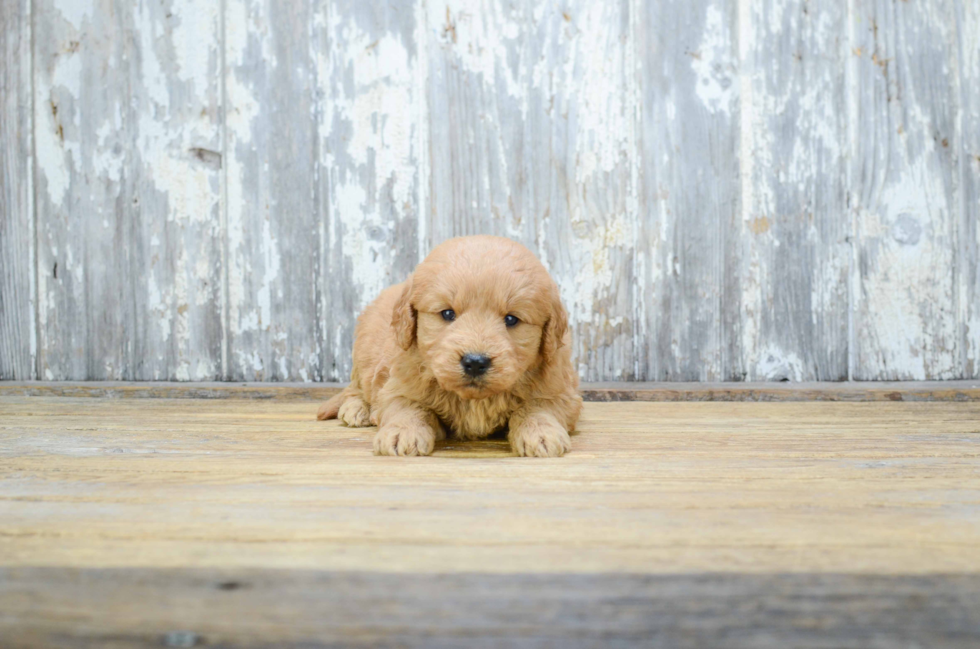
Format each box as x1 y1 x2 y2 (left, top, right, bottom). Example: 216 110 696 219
374 398 445 457
508 405 572 458
338 394 373 428
316 390 347 420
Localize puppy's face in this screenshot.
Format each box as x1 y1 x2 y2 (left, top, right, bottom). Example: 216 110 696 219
392 237 567 400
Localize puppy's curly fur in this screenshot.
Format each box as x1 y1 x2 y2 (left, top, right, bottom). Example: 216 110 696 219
317 235 582 457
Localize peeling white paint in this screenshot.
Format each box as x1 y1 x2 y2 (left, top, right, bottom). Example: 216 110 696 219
738 0 760 371
175 361 191 381
567 214 628 328
171 0 219 94
325 12 419 313
256 217 281 331
134 0 222 380
756 345 805 382
35 49 82 209
19 0 976 383
428 0 523 99
236 349 264 373
570 3 629 184
52 0 93 30
415 0 430 262
225 0 263 343
849 1 960 380
857 151 957 379
693 5 737 115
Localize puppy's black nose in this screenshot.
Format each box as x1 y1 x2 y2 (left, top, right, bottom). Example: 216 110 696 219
460 353 492 378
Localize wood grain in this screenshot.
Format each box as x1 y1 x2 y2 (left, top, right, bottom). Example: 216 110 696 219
0 0 34 380
522 0 636 381
850 0 961 380
959 0 980 378
32 0 224 381
318 0 423 382
224 0 319 381
2 396 979 645
2 569 979 648
738 0 849 381
2 397 979 574
2 380 980 401
637 0 739 381
130 0 224 382
34 0 130 380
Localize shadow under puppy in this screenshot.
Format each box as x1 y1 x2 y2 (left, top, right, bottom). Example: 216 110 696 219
317 235 582 457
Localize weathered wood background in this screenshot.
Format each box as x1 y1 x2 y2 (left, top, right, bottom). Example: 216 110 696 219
0 0 978 382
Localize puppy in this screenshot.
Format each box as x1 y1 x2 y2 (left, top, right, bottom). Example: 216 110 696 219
317 235 582 457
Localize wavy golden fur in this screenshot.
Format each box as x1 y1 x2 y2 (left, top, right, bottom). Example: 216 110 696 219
317 235 582 457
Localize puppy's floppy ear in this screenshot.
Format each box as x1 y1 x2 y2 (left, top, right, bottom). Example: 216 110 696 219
540 285 569 362
391 276 417 350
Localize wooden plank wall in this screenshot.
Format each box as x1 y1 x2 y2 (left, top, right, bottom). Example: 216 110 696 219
0 0 34 380
0 0 977 383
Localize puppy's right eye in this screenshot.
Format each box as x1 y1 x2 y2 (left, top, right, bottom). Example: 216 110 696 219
440 309 456 322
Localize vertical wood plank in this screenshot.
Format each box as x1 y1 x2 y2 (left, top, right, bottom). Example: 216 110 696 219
850 0 960 380
34 0 223 380
525 1 636 381
317 0 422 382
637 0 740 381
959 0 980 378
132 0 224 381
426 0 636 381
425 0 524 244
0 0 35 379
34 0 134 380
225 0 319 381
737 0 849 381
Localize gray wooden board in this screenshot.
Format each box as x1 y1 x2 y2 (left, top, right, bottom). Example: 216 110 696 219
518 0 636 381
0 0 34 380
739 0 849 381
1 568 978 648
130 0 224 382
637 0 740 382
225 0 319 381
34 0 134 380
959 1 980 378
318 0 423 382
32 0 223 381
850 0 961 380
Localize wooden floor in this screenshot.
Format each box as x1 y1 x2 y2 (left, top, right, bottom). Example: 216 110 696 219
2 395 979 647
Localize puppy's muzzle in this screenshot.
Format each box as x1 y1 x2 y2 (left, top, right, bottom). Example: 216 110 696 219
460 353 492 378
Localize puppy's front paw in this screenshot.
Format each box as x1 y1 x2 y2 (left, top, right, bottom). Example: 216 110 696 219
510 416 571 458
373 422 436 457
338 396 372 428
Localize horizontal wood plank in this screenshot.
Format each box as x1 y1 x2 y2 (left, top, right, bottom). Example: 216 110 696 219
2 568 979 648
1 381 979 401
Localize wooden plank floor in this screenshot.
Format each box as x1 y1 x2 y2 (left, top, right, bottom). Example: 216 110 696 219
2 396 979 647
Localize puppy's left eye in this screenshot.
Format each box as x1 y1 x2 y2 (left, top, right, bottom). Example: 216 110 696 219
504 314 520 328
441 309 456 322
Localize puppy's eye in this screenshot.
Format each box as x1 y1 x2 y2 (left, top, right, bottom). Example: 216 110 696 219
504 314 520 328
440 309 456 322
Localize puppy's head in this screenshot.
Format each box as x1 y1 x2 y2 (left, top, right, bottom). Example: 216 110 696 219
392 236 567 400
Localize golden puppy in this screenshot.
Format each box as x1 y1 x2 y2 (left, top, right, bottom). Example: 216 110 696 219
317 235 582 457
